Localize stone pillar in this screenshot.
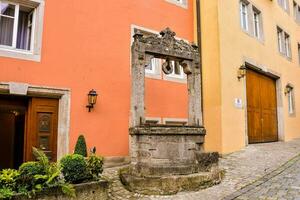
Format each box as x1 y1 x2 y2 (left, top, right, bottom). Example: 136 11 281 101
187 59 203 126
130 37 146 127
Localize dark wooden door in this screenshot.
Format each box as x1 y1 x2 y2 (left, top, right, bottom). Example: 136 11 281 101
246 70 278 143
25 98 59 161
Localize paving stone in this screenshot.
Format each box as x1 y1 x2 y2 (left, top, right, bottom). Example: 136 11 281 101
103 139 300 200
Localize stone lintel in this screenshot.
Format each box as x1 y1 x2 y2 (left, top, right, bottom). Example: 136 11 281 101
129 125 206 135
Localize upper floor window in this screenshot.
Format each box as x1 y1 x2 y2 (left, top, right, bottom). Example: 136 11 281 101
277 27 291 59
240 1 249 31
278 0 290 12
253 8 262 39
293 1 300 23
0 0 44 61
0 1 35 50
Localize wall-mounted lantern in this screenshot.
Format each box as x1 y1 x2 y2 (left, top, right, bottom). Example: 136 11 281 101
86 89 98 112
237 65 247 81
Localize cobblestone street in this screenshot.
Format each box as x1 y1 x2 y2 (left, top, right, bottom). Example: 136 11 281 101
103 139 300 199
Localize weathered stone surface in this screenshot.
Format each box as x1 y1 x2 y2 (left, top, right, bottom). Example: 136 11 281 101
130 126 208 176
196 152 219 172
12 180 109 200
119 166 223 195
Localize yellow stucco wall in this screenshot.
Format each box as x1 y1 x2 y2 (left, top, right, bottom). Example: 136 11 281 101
197 0 300 154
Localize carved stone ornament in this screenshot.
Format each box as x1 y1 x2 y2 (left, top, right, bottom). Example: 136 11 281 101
133 27 199 62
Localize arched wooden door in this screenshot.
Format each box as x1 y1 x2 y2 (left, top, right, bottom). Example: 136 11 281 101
246 69 278 143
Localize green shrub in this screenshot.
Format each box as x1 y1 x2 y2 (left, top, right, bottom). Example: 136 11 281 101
74 135 88 157
0 188 14 199
60 154 91 184
87 154 103 179
17 148 75 198
18 161 44 191
0 169 19 190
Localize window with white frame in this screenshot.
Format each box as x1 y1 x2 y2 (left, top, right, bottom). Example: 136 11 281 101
253 8 261 39
277 27 291 58
278 0 290 12
286 86 295 115
298 43 300 65
146 58 160 74
165 0 187 8
0 0 44 61
240 1 249 31
293 1 300 23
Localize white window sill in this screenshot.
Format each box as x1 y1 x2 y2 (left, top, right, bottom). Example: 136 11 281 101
165 0 188 9
163 74 187 83
0 48 41 62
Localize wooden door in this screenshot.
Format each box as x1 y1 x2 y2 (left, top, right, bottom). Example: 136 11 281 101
246 70 278 143
25 98 59 162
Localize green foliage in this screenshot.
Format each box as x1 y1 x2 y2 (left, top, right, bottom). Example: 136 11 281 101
17 148 75 198
0 188 14 199
60 154 92 184
0 169 19 189
74 135 88 157
87 154 103 179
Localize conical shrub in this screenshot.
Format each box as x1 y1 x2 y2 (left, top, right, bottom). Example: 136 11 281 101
74 135 88 157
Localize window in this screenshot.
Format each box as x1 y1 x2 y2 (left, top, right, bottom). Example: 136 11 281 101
278 0 290 11
277 27 291 58
298 43 300 64
286 86 295 115
240 1 249 31
0 0 44 61
293 1 300 23
165 0 188 8
146 58 160 74
253 8 261 39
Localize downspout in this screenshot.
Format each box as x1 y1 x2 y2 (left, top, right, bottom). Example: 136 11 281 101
196 0 204 124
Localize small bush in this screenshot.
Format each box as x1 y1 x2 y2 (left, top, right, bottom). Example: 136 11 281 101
87 154 103 179
74 135 88 157
0 188 14 199
60 154 91 184
18 161 44 191
0 169 19 190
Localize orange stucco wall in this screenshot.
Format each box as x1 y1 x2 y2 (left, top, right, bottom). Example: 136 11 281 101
0 0 194 157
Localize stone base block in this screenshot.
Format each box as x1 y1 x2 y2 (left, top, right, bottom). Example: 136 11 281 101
119 166 224 195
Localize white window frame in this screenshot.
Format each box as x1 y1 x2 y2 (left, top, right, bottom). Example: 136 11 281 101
287 87 295 115
293 1 300 23
278 0 290 12
253 9 260 39
0 0 44 62
284 33 291 58
165 0 188 9
277 28 284 53
240 1 249 31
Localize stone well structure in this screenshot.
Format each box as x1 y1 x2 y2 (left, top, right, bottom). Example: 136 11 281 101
120 28 222 195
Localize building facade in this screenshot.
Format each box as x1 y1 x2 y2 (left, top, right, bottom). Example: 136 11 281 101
0 0 193 169
200 0 300 154
1 0 300 169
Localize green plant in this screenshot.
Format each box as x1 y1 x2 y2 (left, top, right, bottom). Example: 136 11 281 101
0 169 19 189
0 188 14 199
17 148 76 198
87 154 103 179
60 154 92 184
74 135 88 157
